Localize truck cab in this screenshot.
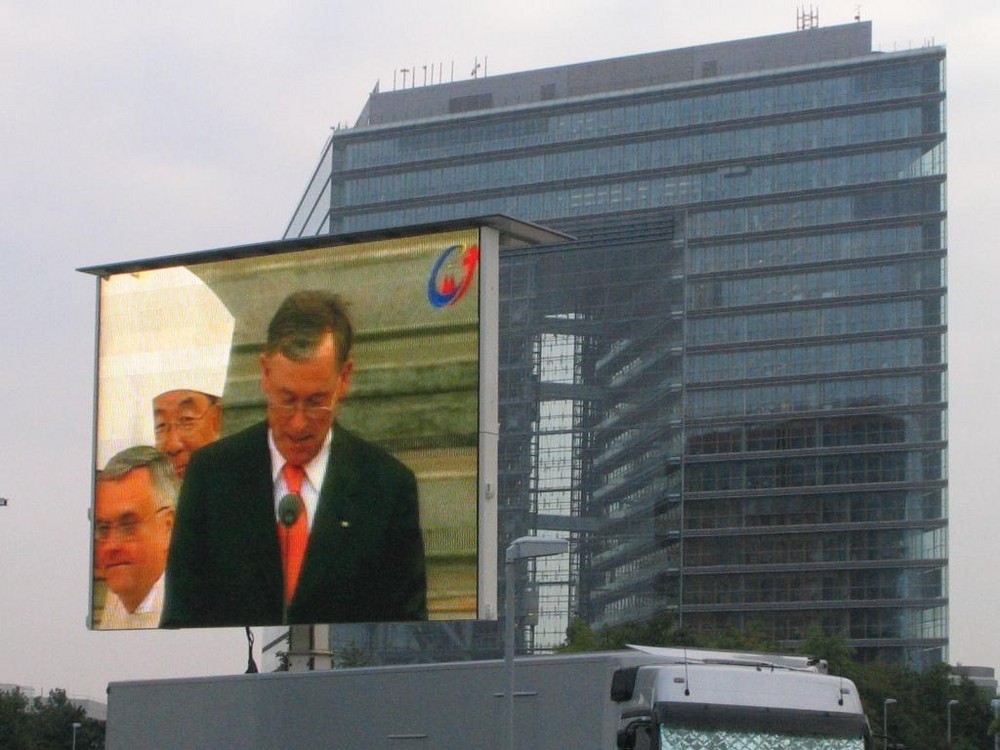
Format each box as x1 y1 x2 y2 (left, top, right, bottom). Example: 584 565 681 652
614 647 872 750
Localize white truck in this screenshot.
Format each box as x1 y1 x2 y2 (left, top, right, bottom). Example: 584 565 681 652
105 645 871 749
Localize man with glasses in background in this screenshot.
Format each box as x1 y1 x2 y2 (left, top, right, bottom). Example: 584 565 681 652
94 446 178 629
163 290 426 628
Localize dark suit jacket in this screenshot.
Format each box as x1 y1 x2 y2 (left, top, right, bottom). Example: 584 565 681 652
161 421 427 628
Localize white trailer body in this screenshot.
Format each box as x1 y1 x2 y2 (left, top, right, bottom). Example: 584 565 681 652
104 647 871 750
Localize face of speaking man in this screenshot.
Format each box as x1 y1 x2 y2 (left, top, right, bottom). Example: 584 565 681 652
95 468 174 613
260 331 353 467
153 390 222 478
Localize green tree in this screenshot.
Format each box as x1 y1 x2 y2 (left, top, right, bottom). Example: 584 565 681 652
31 689 85 749
705 621 779 653
0 688 104 750
800 626 856 677
558 613 703 652
37 689 105 749
0 688 33 750
558 618 600 653
814 658 995 750
987 714 1000 739
337 641 375 668
560 613 785 654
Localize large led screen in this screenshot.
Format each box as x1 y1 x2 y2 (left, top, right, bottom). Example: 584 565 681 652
86 228 490 630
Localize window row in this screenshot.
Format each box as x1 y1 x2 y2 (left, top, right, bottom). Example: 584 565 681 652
684 527 946 566
688 182 943 240
343 58 941 167
600 475 682 519
688 258 943 311
688 336 940 383
682 568 943 606
846 605 947 641
688 224 939 274
687 298 942 346
684 449 944 492
684 490 945 529
685 373 943 418
340 170 944 236
685 605 947 643
594 442 679 491
344 108 933 203
344 141 944 212
596 546 678 589
686 412 944 455
596 591 674 626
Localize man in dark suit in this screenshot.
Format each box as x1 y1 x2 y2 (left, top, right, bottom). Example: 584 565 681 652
162 291 426 627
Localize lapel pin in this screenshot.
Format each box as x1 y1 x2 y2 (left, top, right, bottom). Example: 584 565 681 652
339 519 350 528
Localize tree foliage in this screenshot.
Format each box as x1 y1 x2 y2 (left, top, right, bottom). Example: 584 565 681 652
0 688 33 750
0 688 104 750
337 641 376 668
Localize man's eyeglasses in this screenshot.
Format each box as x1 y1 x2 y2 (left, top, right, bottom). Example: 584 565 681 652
154 402 216 437
267 398 334 422
94 507 171 542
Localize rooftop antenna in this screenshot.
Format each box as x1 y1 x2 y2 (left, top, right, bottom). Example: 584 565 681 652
854 4 861 21
400 67 410 88
471 56 481 78
797 5 819 30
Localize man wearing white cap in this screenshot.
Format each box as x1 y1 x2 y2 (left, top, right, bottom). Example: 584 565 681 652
153 388 223 479
97 267 235 478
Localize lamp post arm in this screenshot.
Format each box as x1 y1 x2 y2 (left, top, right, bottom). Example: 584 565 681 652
503 536 567 750
505 558 515 750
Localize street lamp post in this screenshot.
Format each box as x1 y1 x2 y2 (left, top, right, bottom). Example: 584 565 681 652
946 699 959 750
504 536 569 750
883 698 897 750
990 698 999 750
71 721 81 750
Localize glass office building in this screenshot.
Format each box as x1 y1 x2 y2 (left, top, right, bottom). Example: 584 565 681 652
285 21 947 666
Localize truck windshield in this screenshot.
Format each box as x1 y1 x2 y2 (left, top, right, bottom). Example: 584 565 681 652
660 726 867 750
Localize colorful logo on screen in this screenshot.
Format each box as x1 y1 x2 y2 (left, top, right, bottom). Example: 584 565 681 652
428 243 479 308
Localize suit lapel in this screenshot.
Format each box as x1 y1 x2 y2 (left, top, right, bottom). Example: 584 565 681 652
242 424 285 613
292 425 361 610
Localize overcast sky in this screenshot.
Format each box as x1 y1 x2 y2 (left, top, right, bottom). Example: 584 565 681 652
2 1 997 702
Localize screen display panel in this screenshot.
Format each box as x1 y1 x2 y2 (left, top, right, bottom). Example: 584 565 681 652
87 228 484 630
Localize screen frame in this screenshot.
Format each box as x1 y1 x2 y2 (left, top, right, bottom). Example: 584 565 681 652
81 215 570 631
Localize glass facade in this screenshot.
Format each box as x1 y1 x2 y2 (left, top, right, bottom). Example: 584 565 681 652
286 23 947 667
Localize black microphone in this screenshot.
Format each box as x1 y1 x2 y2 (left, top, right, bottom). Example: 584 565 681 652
278 493 302 527
277 493 303 626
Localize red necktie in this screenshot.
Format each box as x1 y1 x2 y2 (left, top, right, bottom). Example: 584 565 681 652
278 463 308 605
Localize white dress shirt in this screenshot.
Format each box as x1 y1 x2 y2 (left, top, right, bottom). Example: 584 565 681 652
97 574 164 630
268 429 333 533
